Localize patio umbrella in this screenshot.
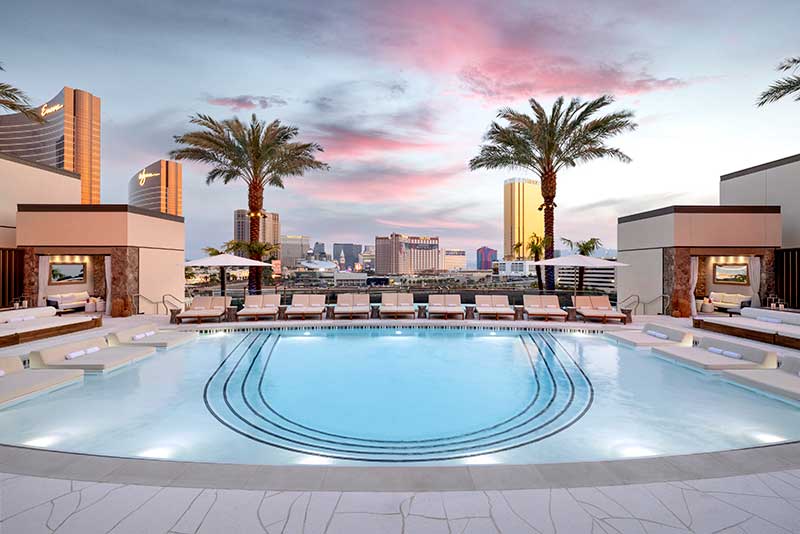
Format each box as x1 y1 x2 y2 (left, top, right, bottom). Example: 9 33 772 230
530 255 628 296
185 253 272 295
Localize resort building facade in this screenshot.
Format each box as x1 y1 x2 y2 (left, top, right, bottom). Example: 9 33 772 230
128 160 182 216
440 248 467 271
503 178 544 260
233 209 280 248
280 235 310 269
476 246 497 270
332 243 362 271
0 87 101 204
375 233 439 275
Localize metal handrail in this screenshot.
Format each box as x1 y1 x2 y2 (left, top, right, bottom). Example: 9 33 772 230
618 294 640 313
132 294 164 315
642 294 671 315
162 293 184 311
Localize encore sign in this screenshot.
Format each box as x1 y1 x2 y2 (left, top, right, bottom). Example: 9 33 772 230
137 170 160 186
40 103 63 117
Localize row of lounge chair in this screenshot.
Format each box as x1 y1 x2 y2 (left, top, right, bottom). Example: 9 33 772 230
0 324 197 407
179 293 627 323
694 307 800 350
0 306 102 348
608 323 800 402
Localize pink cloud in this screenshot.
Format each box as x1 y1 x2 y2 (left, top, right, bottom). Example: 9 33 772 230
315 125 443 160
205 94 287 111
375 218 478 230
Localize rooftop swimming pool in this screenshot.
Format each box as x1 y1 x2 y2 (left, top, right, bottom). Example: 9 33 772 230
1 328 799 465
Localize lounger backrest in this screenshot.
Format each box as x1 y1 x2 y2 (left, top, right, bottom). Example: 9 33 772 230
445 295 461 306
541 295 561 308
780 356 800 375
398 293 414 306
642 323 691 344
523 295 541 307
262 294 280 307
244 295 263 308
191 296 213 310
29 336 109 367
742 307 800 327
108 323 158 345
337 294 354 306
589 295 613 310
292 294 310 307
573 296 592 309
309 294 326 307
491 295 509 307
698 337 777 367
0 356 23 375
210 296 228 310
353 294 370 306
475 295 492 307
382 293 398 306
429 295 445 306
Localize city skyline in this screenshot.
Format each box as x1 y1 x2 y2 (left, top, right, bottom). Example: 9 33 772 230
2 1 798 260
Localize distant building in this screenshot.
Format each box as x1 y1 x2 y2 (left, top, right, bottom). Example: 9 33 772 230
440 248 467 271
375 233 439 275
556 265 617 292
334 271 368 287
503 178 544 260
494 260 539 278
476 246 498 270
280 235 310 269
0 86 101 204
128 159 182 216
312 242 327 260
332 243 362 271
358 245 375 272
233 210 280 253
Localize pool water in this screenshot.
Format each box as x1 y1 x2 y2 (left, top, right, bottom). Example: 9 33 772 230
1 329 798 465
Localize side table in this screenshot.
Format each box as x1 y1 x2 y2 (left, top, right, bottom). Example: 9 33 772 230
169 308 181 324
621 308 633 325
566 307 577 322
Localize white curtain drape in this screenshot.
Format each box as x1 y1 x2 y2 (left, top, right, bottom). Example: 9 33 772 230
749 256 761 308
689 256 699 316
104 256 112 314
37 256 49 307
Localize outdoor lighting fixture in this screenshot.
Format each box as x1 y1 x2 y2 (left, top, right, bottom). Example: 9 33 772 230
463 454 500 465
137 447 175 459
23 435 60 448
298 455 333 465
618 445 658 458
303 331 311 336
752 432 785 444
490 331 497 336
395 330 402 335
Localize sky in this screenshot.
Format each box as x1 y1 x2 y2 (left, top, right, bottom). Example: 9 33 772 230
2 0 799 265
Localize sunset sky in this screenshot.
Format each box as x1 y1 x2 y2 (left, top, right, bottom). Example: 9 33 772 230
3 0 799 262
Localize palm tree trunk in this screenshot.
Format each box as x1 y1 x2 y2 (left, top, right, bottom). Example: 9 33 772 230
534 252 544 291
541 170 557 290
248 183 264 294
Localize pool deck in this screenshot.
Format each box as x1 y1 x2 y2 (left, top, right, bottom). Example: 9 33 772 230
3 313 800 532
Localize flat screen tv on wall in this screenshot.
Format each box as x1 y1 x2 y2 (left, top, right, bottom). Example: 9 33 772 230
713 263 749 285
49 263 86 285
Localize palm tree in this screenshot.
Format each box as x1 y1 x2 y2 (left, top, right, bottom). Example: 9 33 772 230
511 241 524 260
562 237 603 291
223 240 280 287
757 56 800 106
171 114 328 292
526 233 551 290
469 96 636 289
0 62 43 122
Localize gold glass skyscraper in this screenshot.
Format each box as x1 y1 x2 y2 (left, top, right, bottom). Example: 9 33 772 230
503 177 544 260
0 87 101 204
128 160 183 216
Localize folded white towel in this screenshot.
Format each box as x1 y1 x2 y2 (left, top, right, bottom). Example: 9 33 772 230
757 316 782 324
646 330 669 339
23 316 36 321
707 347 724 354
144 331 156 337
133 333 147 340
722 350 742 359
8 317 24 323
85 346 101 354
66 349 86 360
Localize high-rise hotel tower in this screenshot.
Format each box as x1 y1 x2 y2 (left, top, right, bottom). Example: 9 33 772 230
375 233 439 275
128 160 183 216
0 87 101 204
503 177 544 260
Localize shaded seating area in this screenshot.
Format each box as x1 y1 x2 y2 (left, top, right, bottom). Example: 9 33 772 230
285 294 326 320
176 296 230 323
379 293 416 319
0 307 101 348
0 355 83 407
573 295 628 324
652 336 777 371
107 323 198 349
427 295 465 320
236 294 280 321
694 307 800 349
475 295 515 320
28 336 156 373
607 323 692 348
523 295 567 321
333 294 371 319
723 356 800 402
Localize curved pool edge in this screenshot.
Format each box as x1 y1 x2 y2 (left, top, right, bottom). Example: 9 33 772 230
3 441 800 491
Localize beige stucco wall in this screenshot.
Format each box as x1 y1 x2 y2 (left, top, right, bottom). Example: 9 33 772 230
0 157 80 248
720 160 800 248
674 212 781 248
138 248 184 314
617 214 675 250
617 249 663 314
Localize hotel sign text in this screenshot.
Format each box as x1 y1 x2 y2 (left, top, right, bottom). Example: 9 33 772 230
137 170 160 186
40 103 63 117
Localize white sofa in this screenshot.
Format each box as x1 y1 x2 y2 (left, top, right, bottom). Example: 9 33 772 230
47 291 90 311
708 292 751 314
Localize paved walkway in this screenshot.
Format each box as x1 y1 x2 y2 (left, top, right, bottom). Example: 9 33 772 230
3 469 800 533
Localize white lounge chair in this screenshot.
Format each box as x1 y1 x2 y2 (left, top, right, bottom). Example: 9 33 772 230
176 296 231 323
285 294 326 320
573 295 628 324
0 306 99 348
523 295 567 321
652 336 778 371
379 293 416 319
0 356 83 407
723 356 800 402
333 294 371 319
107 323 198 349
237 294 280 321
428 295 465 319
475 295 515 320
28 336 156 373
606 323 692 348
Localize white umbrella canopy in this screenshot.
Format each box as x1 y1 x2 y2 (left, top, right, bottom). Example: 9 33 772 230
184 253 271 267
529 254 628 268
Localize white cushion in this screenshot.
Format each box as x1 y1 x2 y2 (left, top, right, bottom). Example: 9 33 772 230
723 350 742 359
66 349 86 360
8 317 24 323
133 333 147 340
144 331 155 337
85 346 100 354
0 370 5 377
646 330 669 340
758 316 782 324
707 346 724 354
